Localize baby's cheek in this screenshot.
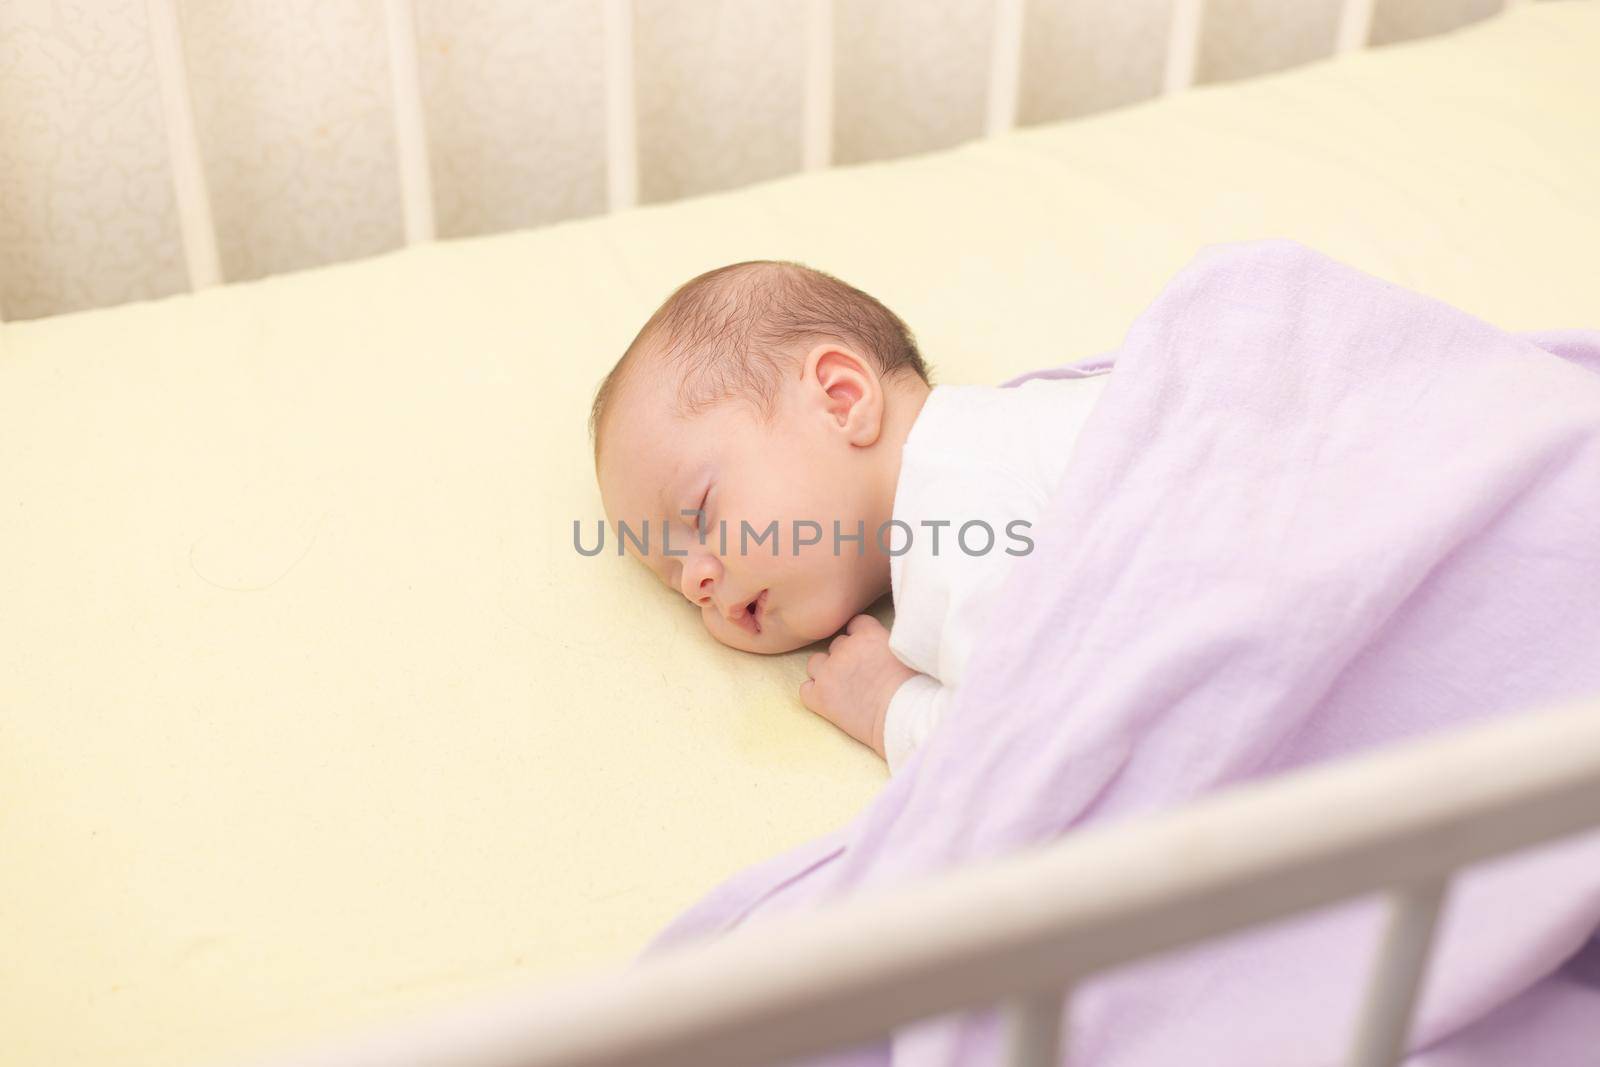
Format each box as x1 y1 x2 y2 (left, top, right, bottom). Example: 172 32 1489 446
775 586 847 645
814 584 867 640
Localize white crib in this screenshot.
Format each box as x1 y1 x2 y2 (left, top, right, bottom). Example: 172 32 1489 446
240 3 1591 1065
4 2 1597 1066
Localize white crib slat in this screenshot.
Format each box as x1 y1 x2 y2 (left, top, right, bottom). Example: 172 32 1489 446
1000 987 1068 1067
382 0 436 245
1336 0 1377 53
603 0 639 212
1162 0 1206 94
985 0 1027 136
1344 878 1449 1067
145 0 221 290
802 0 834 170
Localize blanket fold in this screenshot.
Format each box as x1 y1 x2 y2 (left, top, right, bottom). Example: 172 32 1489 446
637 240 1600 1066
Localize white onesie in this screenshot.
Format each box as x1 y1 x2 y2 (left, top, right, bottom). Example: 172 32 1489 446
882 371 1111 775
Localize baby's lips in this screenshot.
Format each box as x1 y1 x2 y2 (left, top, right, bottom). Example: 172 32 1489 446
752 588 769 634
724 588 768 635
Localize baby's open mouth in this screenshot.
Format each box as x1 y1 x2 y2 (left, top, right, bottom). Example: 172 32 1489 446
732 589 768 636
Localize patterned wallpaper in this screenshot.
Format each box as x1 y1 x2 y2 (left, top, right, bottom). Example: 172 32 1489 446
635 0 805 205
0 0 1512 321
0 0 188 319
418 0 607 239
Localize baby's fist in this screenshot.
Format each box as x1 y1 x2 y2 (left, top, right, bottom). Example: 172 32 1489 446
799 614 918 759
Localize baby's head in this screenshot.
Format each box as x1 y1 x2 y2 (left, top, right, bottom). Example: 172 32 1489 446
592 260 931 654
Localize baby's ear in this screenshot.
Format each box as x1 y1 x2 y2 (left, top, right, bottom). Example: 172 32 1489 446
804 343 883 447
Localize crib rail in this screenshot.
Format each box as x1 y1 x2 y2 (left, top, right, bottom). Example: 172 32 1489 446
121 0 1417 313
145 0 220 291
255 693 1600 1067
1 0 1533 324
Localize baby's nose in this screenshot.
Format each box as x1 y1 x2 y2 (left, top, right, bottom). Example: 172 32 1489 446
679 553 720 604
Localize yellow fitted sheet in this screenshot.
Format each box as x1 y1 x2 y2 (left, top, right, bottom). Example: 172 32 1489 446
3 4 1598 1065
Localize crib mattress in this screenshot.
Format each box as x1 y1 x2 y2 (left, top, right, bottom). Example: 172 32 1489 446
4 4 1598 1065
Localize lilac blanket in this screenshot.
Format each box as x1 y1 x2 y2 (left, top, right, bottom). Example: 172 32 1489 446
636 240 1600 1065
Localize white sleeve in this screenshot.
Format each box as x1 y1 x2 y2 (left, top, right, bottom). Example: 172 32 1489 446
882 673 956 776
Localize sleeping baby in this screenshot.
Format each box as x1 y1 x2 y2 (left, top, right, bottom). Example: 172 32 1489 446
590 260 1108 774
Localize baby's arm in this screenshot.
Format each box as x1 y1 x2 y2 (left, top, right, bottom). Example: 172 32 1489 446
800 614 917 760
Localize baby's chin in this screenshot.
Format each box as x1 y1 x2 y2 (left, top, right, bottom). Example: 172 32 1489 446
708 622 813 656
705 604 852 655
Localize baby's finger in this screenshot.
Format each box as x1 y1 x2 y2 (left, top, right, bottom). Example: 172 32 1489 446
806 652 827 679
845 614 880 636
798 678 816 710
828 633 849 654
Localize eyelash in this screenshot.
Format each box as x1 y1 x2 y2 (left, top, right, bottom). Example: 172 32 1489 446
695 489 710 531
